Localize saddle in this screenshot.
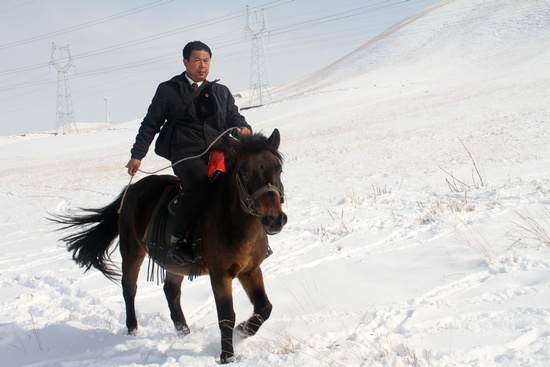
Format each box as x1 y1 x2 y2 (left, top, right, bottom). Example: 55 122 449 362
145 184 202 272
145 150 227 279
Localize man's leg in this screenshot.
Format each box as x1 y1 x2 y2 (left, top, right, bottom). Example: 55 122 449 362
170 189 206 242
169 159 209 264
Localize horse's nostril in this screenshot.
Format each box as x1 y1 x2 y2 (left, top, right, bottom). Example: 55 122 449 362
261 213 287 234
261 216 273 227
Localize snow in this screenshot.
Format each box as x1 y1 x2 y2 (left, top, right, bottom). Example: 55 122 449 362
1 0 549 366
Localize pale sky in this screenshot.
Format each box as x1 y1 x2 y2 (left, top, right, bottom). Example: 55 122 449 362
0 0 439 135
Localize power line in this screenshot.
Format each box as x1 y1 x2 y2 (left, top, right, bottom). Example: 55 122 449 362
0 1 296 78
0 0 175 50
0 0 36 15
1 0 538 117
1 0 536 94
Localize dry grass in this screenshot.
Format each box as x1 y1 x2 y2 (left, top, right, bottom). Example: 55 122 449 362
512 205 550 247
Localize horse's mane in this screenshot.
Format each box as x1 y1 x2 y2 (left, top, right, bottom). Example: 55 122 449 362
234 132 283 162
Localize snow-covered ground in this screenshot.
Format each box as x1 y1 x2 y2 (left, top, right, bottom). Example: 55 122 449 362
1 0 549 365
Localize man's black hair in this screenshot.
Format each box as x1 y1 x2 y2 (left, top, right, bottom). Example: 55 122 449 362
183 41 212 60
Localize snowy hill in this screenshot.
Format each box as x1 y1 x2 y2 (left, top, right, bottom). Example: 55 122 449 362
1 0 549 366
273 0 549 95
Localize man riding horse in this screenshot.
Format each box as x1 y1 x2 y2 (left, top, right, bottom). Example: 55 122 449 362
126 41 252 264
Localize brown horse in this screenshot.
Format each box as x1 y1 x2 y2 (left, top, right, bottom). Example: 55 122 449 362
53 129 286 363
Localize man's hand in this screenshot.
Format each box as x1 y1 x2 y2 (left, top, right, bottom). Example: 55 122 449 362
126 158 141 176
235 127 251 137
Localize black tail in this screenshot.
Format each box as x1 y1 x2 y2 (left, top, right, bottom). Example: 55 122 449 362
51 192 123 281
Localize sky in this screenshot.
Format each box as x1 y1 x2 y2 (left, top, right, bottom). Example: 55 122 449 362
0 0 439 135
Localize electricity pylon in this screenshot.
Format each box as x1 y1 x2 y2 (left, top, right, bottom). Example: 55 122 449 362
246 6 272 107
49 43 78 134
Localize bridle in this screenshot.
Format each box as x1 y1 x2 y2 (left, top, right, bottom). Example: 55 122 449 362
235 170 285 217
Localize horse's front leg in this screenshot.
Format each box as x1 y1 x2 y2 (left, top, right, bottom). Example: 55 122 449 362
236 267 272 337
163 271 190 336
210 274 236 364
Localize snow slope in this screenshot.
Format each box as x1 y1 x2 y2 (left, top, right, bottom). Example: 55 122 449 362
1 0 549 366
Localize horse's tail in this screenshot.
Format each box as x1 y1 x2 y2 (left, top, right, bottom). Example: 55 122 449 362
52 192 123 281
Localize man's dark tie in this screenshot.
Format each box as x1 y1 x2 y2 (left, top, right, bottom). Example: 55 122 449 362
192 83 198 90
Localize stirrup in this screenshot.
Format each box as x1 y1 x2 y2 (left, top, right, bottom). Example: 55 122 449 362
167 252 190 265
167 247 192 265
168 237 193 265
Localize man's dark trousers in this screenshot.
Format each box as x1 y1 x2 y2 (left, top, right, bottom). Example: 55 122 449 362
171 157 210 243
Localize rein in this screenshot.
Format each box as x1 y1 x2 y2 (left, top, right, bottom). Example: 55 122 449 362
235 171 285 217
117 127 237 214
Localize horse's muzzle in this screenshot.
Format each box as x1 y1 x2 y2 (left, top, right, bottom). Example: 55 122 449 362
262 211 287 235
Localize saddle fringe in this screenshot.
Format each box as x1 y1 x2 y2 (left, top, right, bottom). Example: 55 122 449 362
147 257 166 284
146 255 202 284
144 183 203 283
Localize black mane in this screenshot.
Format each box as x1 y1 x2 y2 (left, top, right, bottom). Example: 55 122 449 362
235 132 283 162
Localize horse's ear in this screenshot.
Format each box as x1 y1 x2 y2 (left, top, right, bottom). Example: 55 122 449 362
267 128 280 150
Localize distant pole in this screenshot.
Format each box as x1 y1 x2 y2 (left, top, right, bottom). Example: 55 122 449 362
104 97 110 124
49 43 78 134
246 6 272 107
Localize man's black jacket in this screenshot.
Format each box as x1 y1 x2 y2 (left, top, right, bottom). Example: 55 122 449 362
130 73 251 162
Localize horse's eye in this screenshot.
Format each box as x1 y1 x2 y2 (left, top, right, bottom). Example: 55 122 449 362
241 172 250 181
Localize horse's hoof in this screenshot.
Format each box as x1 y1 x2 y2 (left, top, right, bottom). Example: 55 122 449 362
175 323 190 337
128 327 138 336
235 322 255 338
219 353 236 364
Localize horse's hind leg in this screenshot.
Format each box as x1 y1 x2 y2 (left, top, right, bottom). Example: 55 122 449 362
164 272 190 336
236 267 272 337
120 235 146 335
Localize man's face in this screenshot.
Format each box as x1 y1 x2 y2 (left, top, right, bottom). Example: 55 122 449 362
184 49 211 82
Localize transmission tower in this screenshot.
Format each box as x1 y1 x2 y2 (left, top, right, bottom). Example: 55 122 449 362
49 43 78 134
246 6 272 107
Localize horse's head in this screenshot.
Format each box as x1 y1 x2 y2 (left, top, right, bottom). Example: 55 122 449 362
232 128 287 234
